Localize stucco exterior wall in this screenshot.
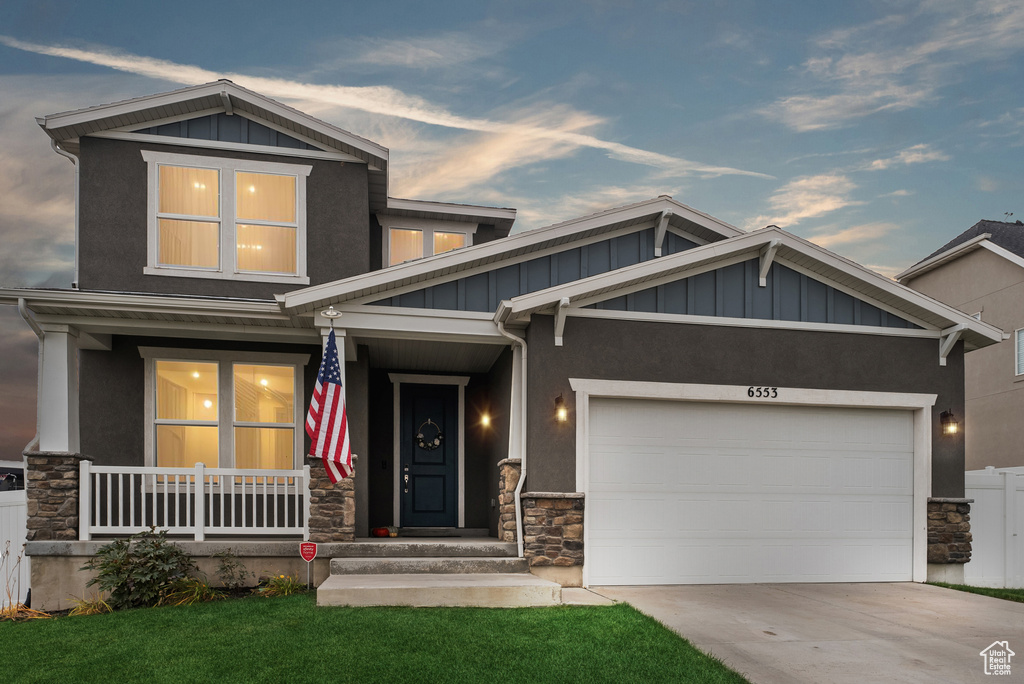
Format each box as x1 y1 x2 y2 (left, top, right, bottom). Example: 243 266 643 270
525 314 966 497
77 137 370 298
904 248 1024 469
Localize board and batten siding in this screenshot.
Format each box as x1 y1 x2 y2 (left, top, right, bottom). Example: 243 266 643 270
0 490 29 607
370 229 698 311
133 113 318 150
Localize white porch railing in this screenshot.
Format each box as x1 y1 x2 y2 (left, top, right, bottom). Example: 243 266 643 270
79 462 310 541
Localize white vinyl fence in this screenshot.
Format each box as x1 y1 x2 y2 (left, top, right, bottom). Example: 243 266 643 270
965 467 1024 588
0 489 30 608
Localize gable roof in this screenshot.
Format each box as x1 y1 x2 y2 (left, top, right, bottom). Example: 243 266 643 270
37 79 391 211
282 195 743 314
897 219 1024 281
492 226 1003 351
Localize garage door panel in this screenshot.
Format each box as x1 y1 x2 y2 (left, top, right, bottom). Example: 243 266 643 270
586 398 915 585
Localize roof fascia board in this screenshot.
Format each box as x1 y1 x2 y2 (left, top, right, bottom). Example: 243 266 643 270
566 307 942 340
896 234 992 281
664 199 744 238
981 241 1024 273
30 313 316 343
387 197 517 222
315 306 504 344
3 288 286 317
90 131 365 163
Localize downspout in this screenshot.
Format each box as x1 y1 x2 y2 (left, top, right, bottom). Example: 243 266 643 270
50 140 80 290
495 304 528 558
18 298 44 454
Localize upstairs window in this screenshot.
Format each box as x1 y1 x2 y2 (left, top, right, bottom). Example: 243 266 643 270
143 151 311 284
1017 329 1024 376
380 217 476 267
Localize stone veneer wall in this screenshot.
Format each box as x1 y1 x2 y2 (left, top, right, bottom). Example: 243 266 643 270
521 492 584 567
927 497 972 564
24 452 90 541
306 455 357 543
497 458 521 543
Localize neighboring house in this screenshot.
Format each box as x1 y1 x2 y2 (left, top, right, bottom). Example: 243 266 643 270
898 220 1024 470
0 81 1003 608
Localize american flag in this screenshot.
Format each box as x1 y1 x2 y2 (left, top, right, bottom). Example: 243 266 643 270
305 329 352 482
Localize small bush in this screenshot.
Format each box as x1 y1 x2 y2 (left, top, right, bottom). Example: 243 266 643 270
69 593 112 616
256 574 305 597
160 577 224 606
82 527 196 610
214 550 254 590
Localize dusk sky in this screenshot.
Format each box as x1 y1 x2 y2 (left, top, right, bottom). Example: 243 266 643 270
0 0 1022 460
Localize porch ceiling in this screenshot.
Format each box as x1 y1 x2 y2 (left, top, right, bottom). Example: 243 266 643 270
360 336 507 374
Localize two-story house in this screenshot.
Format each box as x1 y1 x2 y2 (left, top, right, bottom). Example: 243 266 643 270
899 220 1024 470
1 81 1001 609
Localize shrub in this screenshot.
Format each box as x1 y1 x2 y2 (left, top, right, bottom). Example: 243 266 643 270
159 577 224 606
82 527 196 610
214 549 255 590
256 573 305 597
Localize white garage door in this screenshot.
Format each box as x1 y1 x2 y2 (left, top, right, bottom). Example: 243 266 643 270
586 398 914 585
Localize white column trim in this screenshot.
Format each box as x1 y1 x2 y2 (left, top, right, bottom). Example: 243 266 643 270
388 373 469 528
38 324 80 453
569 378 938 587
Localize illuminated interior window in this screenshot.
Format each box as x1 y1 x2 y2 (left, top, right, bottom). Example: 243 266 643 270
433 231 467 255
235 172 298 275
154 361 219 468
390 228 424 266
233 364 295 469
156 166 220 268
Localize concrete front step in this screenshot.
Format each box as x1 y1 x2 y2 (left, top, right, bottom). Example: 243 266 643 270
317 573 562 607
331 540 517 558
398 527 489 537
331 556 529 575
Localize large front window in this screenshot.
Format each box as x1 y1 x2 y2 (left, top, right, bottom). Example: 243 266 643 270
144 349 308 469
143 151 310 284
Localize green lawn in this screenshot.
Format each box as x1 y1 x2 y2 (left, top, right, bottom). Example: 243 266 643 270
929 582 1024 604
1 594 748 683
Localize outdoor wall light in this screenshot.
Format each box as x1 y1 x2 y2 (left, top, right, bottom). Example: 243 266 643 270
480 412 491 428
940 409 960 436
555 394 568 423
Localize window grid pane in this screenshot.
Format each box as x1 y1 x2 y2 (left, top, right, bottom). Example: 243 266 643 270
234 427 294 469
158 219 220 268
236 224 297 274
233 364 295 424
390 228 424 265
159 166 219 217
433 231 467 256
1017 330 1024 375
156 361 218 421
156 425 219 468
236 172 296 223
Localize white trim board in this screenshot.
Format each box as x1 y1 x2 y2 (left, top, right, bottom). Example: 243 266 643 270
91 131 363 164
388 373 470 528
568 378 936 587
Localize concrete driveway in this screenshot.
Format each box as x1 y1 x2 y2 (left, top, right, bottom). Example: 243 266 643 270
594 583 1024 683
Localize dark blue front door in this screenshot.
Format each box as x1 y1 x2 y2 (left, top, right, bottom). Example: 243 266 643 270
400 383 458 527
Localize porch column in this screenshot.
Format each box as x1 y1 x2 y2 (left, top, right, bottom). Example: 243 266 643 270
38 323 80 453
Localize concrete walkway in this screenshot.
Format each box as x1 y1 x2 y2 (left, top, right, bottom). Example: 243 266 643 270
594 583 1024 683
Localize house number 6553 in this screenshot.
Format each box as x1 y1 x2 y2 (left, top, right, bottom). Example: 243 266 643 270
747 386 778 398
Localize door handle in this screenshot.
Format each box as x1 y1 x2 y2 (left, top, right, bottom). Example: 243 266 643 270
404 474 409 484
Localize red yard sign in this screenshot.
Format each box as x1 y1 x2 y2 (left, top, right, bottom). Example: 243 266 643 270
300 542 318 562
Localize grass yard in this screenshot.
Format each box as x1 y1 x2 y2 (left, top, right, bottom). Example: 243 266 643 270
929 582 1024 604
1 593 748 683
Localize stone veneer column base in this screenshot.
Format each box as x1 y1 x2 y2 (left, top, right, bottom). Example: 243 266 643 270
305 455 357 543
521 492 584 583
24 451 91 541
497 458 521 543
926 497 972 582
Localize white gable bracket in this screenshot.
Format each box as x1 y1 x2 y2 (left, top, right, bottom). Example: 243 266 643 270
653 211 673 257
938 324 965 367
220 89 234 116
759 239 781 287
554 297 571 347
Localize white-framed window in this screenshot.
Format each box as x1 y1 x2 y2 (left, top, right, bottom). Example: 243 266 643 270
141 150 311 284
378 215 476 267
140 348 309 469
1017 328 1024 376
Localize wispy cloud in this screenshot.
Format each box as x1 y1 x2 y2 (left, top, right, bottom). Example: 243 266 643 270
0 35 770 183
343 33 506 69
761 0 1024 131
865 143 950 170
743 174 860 230
809 221 899 249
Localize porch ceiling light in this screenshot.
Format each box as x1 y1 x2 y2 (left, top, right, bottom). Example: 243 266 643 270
555 394 568 423
940 409 959 436
480 412 491 428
